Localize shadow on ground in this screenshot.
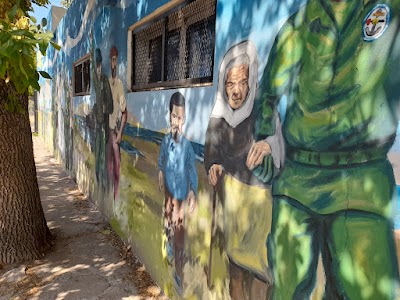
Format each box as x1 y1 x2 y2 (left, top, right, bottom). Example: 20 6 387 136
0 136 168 300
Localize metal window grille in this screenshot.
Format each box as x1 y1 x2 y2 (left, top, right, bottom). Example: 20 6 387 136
83 60 91 93
131 0 216 91
74 57 91 96
148 36 163 83
74 63 83 94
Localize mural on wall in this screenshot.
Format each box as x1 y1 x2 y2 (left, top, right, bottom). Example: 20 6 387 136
158 92 198 292
245 1 400 299
204 40 281 300
62 69 74 174
37 0 400 299
90 34 114 193
107 45 128 201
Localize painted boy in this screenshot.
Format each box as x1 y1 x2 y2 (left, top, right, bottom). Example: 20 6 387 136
158 92 198 288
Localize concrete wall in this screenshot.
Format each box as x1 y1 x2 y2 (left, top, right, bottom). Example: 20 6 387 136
38 0 400 299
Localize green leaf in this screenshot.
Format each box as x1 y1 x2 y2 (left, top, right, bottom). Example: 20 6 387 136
29 15 37 24
35 31 53 39
20 38 38 45
8 5 18 21
39 40 48 56
10 29 27 36
0 19 10 30
39 71 51 79
37 24 41 31
19 59 29 80
0 58 5 79
41 18 47 28
0 40 14 58
14 80 26 94
29 78 40 91
11 29 36 39
21 44 31 56
50 41 61 51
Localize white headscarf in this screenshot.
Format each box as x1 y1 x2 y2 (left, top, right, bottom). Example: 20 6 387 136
210 40 258 128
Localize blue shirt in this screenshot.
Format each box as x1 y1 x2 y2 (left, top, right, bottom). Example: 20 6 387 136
158 133 198 201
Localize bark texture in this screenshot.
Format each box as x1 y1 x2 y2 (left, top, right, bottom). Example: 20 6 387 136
0 82 51 264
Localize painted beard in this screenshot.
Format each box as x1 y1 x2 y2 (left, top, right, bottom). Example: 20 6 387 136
111 68 117 78
172 127 180 143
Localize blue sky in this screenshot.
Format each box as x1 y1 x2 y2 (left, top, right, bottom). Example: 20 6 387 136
31 0 62 24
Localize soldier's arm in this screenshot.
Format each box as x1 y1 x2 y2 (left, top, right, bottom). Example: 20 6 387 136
248 21 301 180
255 21 302 140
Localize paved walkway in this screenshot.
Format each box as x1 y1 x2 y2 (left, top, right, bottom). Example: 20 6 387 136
0 136 167 300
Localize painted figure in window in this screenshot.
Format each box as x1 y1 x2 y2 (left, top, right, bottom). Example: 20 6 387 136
91 45 113 191
158 92 197 290
204 40 283 300
107 45 127 201
246 1 400 299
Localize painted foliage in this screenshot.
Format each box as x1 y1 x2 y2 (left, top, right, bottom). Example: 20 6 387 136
38 0 400 299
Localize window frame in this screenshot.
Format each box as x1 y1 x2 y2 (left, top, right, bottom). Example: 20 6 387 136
73 54 91 96
128 0 216 92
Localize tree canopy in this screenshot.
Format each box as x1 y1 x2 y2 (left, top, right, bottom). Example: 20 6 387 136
0 0 59 112
60 0 74 9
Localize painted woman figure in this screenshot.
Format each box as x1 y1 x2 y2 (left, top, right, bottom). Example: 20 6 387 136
204 41 283 300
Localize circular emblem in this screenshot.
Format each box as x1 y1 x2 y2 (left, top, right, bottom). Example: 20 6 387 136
363 4 390 41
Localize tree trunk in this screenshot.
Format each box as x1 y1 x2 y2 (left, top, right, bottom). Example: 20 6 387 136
0 82 51 264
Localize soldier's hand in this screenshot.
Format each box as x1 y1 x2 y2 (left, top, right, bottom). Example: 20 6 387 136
158 170 163 192
208 164 223 186
246 141 271 170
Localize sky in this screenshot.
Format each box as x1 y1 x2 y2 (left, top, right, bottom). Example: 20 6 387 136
31 0 62 24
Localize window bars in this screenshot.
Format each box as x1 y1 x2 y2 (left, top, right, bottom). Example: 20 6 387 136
74 57 91 96
131 0 216 91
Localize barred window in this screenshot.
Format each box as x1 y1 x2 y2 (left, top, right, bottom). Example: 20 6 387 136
130 0 216 91
73 56 91 96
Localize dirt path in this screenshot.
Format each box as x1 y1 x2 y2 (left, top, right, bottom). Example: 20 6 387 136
0 136 168 300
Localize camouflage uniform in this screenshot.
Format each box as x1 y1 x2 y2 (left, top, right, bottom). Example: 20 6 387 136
255 1 400 298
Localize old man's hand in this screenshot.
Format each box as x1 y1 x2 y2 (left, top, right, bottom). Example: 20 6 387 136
208 164 223 187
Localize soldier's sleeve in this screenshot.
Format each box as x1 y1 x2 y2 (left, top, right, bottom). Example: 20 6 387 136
251 21 301 184
255 21 302 140
103 77 113 115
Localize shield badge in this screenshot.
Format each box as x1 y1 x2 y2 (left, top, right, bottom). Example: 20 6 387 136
362 4 390 42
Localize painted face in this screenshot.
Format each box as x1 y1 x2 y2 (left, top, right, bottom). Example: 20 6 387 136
111 55 117 78
225 64 249 110
96 64 102 80
170 104 185 141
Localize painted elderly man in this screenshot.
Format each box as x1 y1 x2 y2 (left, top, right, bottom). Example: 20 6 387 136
205 41 283 300
107 45 127 201
247 1 400 299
